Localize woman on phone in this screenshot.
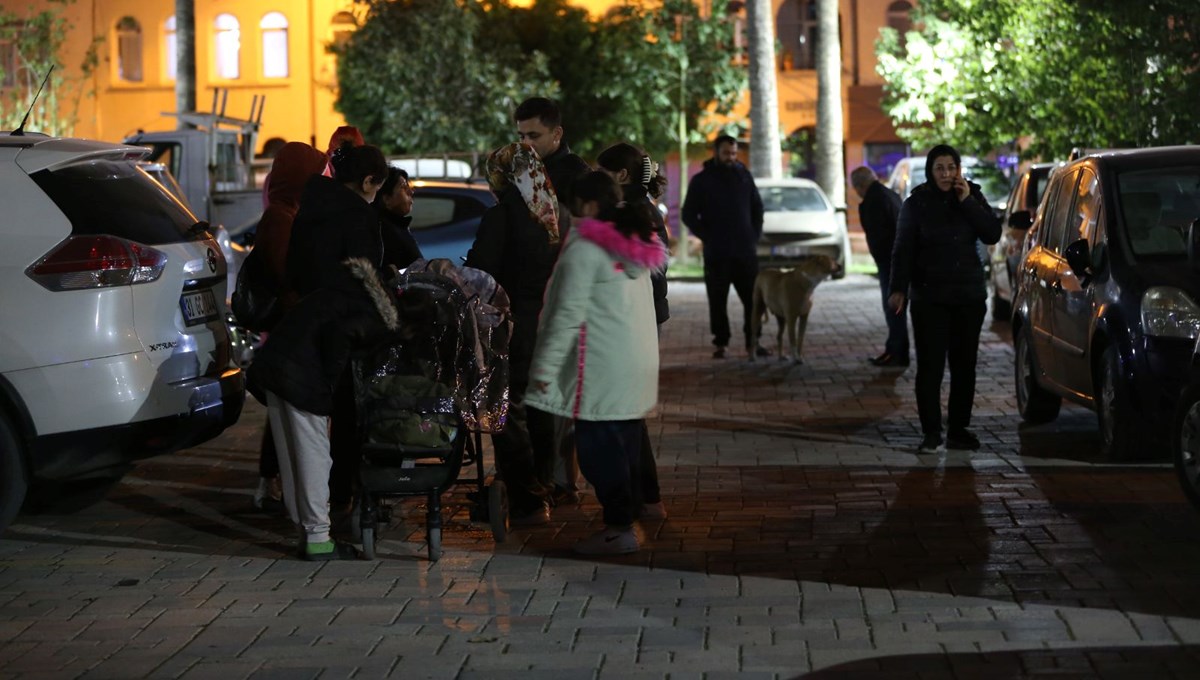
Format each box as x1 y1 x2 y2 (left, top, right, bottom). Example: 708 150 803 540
887 144 1002 454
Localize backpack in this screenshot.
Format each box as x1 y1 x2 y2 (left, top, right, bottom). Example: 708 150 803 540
230 246 281 332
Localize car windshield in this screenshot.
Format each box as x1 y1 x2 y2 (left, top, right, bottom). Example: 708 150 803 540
760 186 828 212
1117 166 1200 257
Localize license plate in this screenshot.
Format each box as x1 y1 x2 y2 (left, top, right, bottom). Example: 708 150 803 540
180 289 219 325
771 245 807 257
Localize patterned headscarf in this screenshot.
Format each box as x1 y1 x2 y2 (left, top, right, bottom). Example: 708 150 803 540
486 143 560 244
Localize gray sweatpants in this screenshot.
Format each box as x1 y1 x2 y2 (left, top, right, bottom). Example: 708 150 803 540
266 391 333 544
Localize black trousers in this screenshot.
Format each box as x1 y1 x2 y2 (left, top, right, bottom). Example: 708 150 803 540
489 312 553 514
703 256 758 349
910 299 987 436
328 366 359 505
877 265 910 358
575 419 643 527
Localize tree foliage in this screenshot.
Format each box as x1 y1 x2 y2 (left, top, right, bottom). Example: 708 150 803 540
876 0 1200 159
0 0 99 136
335 0 746 158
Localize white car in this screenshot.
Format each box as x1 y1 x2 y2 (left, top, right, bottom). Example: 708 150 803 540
0 134 246 532
755 177 849 279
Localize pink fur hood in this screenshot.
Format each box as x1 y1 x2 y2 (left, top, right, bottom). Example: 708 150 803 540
575 217 668 274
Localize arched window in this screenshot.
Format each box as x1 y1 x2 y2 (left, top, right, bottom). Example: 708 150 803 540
776 0 818 70
214 13 240 79
260 12 288 78
887 1 913 50
330 11 356 51
115 16 143 83
164 16 176 81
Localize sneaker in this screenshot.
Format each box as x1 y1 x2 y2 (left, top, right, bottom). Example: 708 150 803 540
918 435 943 454
304 540 361 561
573 527 640 555
550 486 581 507
253 476 283 510
510 502 551 526
640 501 667 520
946 429 981 451
712 347 727 359
754 345 771 358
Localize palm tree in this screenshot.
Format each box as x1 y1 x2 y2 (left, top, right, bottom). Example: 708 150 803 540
175 0 195 123
746 0 781 178
814 0 844 208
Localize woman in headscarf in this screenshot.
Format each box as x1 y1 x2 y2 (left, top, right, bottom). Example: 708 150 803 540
249 141 327 510
465 143 561 525
887 144 1002 454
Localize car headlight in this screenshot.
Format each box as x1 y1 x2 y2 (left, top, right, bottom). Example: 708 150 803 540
1141 286 1200 339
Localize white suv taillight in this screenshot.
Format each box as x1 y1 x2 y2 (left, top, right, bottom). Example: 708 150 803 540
25 235 168 291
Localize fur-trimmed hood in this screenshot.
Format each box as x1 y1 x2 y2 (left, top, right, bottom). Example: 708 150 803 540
345 257 399 331
575 217 668 278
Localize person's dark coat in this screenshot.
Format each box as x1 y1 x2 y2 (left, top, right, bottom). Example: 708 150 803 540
247 260 397 416
618 182 671 325
541 142 590 204
858 180 903 270
287 175 384 298
465 187 559 320
681 158 764 262
889 180 1002 305
378 209 423 270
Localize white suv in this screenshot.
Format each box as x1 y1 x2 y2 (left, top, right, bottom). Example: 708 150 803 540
0 134 246 532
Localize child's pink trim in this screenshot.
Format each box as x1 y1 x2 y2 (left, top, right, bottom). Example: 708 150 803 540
573 323 588 419
575 217 668 269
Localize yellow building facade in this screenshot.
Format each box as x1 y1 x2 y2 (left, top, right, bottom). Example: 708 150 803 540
3 0 910 176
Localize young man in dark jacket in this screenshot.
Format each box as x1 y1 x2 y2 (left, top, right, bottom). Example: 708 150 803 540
681 135 767 359
514 97 590 204
850 166 908 367
888 144 1002 454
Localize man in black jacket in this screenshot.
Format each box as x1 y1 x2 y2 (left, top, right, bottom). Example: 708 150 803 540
515 97 590 203
682 135 766 359
851 166 908 367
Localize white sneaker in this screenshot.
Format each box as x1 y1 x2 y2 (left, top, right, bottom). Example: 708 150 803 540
573 527 640 555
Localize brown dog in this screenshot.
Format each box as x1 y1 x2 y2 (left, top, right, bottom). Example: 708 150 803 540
750 255 840 363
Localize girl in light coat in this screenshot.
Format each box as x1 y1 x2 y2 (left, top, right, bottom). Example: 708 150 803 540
526 171 667 555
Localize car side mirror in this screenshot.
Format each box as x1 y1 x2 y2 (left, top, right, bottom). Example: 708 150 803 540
834 205 848 214
1189 219 1200 270
1008 210 1033 230
1064 238 1092 285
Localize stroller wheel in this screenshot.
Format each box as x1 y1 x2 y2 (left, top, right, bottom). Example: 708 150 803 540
361 526 377 560
488 480 509 543
350 491 371 542
427 527 442 562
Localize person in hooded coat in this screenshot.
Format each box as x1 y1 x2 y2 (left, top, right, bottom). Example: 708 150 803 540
526 171 667 556
249 142 390 560
247 141 328 510
888 144 1002 454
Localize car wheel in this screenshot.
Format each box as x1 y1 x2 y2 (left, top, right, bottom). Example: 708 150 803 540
0 414 28 534
1172 385 1200 511
1097 346 1140 462
1015 328 1061 424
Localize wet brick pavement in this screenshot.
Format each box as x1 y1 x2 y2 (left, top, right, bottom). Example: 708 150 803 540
3 275 1200 679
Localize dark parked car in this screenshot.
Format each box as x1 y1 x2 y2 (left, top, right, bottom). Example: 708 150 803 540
1012 147 1200 461
1172 339 1200 511
989 162 1061 321
408 180 496 264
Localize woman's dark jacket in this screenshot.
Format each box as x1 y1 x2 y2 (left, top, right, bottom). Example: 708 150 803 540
464 187 558 320
287 175 384 298
247 284 385 416
889 181 1002 305
378 210 423 270
618 182 670 324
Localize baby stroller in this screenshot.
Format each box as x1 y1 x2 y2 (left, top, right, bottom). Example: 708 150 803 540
350 259 512 560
